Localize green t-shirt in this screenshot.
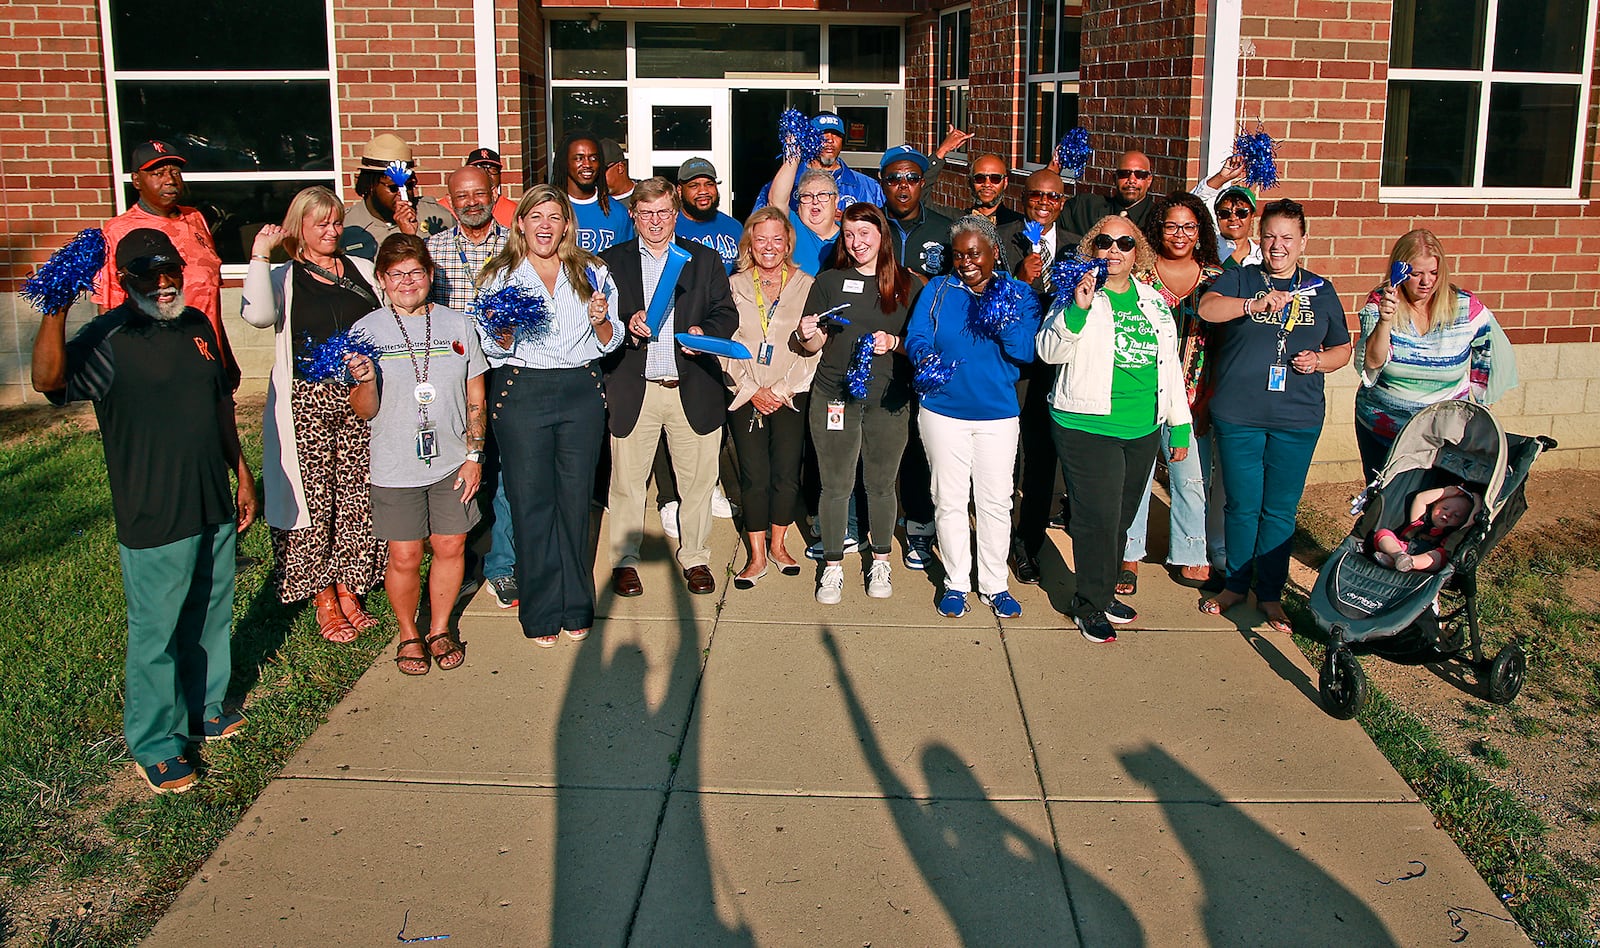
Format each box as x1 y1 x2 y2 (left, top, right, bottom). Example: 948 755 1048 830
1051 284 1189 446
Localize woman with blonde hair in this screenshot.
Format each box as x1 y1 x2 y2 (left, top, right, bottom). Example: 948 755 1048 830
1355 228 1516 480
475 184 623 647
244 186 388 641
724 206 819 587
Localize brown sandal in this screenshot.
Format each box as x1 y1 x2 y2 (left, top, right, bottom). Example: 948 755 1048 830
395 635 430 676
426 629 465 671
314 587 359 643
336 583 380 632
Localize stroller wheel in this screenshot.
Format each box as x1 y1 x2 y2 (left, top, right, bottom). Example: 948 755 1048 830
1485 644 1526 705
1320 648 1368 720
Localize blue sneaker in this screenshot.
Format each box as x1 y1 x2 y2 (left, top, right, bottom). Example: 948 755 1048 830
197 712 247 743
937 589 969 618
980 590 1023 619
903 533 935 570
140 756 196 795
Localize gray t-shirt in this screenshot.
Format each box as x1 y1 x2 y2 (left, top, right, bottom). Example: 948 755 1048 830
354 305 488 488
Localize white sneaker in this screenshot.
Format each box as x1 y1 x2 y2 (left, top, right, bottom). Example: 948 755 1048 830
866 559 893 599
660 501 681 539
816 564 845 604
711 484 735 519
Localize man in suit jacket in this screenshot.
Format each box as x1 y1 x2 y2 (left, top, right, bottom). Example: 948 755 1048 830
600 177 739 598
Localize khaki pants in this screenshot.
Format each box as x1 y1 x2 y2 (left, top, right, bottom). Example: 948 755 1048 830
610 382 722 570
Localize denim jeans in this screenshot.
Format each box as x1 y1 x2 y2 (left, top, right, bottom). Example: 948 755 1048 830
1124 425 1225 568
1211 418 1322 602
483 475 515 581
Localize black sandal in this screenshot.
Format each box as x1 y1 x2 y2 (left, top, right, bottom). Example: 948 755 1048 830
395 635 430 676
1116 568 1139 596
426 630 466 672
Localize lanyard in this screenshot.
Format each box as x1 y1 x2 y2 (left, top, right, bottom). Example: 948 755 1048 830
1260 266 1307 364
753 267 789 336
393 306 434 418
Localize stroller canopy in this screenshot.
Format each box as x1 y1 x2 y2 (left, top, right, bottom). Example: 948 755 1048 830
1375 400 1510 517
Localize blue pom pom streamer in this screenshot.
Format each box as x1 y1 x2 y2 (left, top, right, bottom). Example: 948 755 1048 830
473 284 553 340
968 275 1029 340
22 228 106 314
297 328 382 383
1232 129 1279 190
777 108 822 163
911 349 961 397
1055 126 1092 180
1048 253 1110 295
845 333 875 400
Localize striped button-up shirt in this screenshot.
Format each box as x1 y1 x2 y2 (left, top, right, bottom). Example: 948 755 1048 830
641 242 681 381
427 223 508 312
476 260 624 369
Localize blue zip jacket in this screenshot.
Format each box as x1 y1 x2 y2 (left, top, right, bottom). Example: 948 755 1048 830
904 274 1040 421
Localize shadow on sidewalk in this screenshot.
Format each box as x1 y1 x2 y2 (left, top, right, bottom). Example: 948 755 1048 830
1119 744 1399 946
823 629 1143 946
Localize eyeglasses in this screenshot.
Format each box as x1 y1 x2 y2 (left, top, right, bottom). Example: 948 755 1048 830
882 172 923 185
1025 190 1064 204
634 208 676 221
451 189 494 203
797 191 838 205
1214 207 1253 220
970 172 1006 185
385 268 429 284
1161 221 1200 235
1114 169 1153 181
1092 234 1138 252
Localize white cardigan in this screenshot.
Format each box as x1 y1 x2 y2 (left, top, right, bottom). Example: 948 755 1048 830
241 256 383 530
1034 278 1193 429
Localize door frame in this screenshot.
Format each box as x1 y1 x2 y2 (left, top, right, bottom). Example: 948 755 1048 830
628 86 734 204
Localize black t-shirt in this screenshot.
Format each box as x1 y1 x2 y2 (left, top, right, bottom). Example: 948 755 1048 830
49 305 235 549
803 267 919 408
291 261 378 378
1203 264 1352 430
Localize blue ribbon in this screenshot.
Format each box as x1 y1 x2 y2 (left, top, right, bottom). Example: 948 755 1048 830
644 243 692 340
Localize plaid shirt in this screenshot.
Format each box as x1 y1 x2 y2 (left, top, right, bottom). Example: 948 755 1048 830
426 223 508 311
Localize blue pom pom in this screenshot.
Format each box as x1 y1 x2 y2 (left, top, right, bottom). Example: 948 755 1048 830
472 284 553 340
1048 253 1110 295
22 228 106 314
968 275 1029 340
1232 129 1279 190
1055 126 1092 180
1022 220 1043 248
297 328 382 383
777 108 822 163
911 348 962 396
845 333 875 400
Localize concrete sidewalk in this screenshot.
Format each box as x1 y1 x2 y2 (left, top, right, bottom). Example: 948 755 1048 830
146 507 1528 947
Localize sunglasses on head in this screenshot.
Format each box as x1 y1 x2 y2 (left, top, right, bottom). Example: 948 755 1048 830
882 172 923 185
1092 234 1138 252
1114 169 1152 181
970 172 1006 185
1214 206 1253 220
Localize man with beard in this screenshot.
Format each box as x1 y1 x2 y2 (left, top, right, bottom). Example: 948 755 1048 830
962 154 1025 228
674 158 741 275
32 228 257 795
552 129 634 254
343 133 456 260
754 111 884 213
464 146 517 226
96 139 239 389
1061 149 1157 243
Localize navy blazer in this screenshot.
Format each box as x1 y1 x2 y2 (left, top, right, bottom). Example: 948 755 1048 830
599 236 739 438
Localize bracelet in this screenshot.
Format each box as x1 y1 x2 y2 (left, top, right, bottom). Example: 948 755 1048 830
1241 297 1252 317
252 254 271 263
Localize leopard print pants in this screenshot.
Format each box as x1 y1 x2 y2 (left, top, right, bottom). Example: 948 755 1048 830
270 379 388 603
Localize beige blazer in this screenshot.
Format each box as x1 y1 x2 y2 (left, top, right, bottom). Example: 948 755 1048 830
724 267 820 411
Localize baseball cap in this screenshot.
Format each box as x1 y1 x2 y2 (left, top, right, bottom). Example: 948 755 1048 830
677 157 718 183
1216 185 1257 210
811 112 845 136
130 140 186 172
601 138 627 167
361 133 415 170
879 144 929 174
115 228 185 274
465 147 502 169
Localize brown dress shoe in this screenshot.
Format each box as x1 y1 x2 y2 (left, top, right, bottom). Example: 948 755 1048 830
612 567 644 598
684 565 715 595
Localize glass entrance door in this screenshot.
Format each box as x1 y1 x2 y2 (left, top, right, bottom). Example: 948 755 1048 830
628 87 732 201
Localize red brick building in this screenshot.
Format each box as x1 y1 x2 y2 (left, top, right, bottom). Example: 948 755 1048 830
3 0 1597 473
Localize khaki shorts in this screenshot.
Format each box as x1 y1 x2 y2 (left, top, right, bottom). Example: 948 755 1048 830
370 468 482 541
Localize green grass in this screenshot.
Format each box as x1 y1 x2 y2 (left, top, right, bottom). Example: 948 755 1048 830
0 420 392 944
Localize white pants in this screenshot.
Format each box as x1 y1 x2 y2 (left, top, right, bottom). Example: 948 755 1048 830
919 407 1019 595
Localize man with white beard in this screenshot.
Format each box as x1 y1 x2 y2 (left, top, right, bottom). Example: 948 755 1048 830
32 228 257 795
753 111 884 213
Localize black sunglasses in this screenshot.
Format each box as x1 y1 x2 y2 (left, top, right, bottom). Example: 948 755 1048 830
970 172 1006 185
882 172 924 185
1114 169 1152 181
1092 234 1138 252
1215 206 1253 220
1025 189 1064 203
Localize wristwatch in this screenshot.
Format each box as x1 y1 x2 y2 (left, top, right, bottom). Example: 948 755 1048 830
465 450 484 463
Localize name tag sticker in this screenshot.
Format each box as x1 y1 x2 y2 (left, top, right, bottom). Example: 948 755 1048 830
841 279 865 294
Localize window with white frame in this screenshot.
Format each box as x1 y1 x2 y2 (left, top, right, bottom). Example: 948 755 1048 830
937 7 971 157
1023 0 1082 168
1381 0 1597 198
100 0 340 267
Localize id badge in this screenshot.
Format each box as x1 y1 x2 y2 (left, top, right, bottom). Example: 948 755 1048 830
416 424 440 461
756 342 774 365
827 400 846 431
1267 365 1287 392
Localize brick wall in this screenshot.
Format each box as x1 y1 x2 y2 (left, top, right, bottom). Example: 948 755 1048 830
916 1 1026 213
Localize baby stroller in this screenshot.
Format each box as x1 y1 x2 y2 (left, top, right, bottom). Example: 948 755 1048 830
1308 400 1556 719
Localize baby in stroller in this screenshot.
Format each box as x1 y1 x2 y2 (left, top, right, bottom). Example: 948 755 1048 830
1370 484 1481 573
